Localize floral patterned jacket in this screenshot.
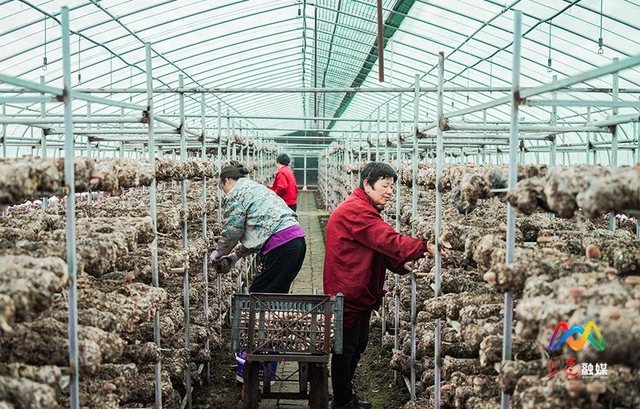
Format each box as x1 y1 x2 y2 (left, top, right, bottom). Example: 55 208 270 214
216 177 299 257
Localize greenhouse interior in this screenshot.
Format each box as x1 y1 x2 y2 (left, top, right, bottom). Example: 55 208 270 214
0 0 639 408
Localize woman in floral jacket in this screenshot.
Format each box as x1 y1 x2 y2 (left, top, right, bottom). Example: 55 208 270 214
210 161 306 293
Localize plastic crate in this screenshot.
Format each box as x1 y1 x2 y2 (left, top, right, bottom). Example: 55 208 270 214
231 293 343 360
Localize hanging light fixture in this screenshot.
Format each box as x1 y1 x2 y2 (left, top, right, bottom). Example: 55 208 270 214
42 16 48 71
598 0 604 54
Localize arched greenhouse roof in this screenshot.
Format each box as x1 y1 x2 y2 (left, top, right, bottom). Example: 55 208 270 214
1 0 639 161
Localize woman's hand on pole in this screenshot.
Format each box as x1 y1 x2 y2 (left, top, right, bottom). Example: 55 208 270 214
209 250 222 263
425 242 453 259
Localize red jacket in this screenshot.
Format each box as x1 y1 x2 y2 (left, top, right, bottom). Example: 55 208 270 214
323 187 427 329
268 165 297 205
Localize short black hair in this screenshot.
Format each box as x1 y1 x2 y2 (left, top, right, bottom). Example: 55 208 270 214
220 160 250 182
359 162 397 189
277 153 290 166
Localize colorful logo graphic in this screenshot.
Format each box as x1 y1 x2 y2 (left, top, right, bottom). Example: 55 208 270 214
548 321 605 352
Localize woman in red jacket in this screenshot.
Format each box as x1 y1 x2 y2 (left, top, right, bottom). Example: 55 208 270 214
268 153 298 211
323 162 443 409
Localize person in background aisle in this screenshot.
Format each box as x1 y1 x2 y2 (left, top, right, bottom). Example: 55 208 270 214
210 161 306 293
268 153 298 212
323 162 451 409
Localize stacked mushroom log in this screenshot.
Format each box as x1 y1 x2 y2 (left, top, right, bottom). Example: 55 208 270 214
320 147 350 209
0 157 239 409
379 164 523 408
361 162 639 409
0 157 154 207
198 134 277 186
486 164 640 409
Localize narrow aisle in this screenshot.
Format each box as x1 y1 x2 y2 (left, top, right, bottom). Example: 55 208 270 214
250 191 330 408
290 191 328 294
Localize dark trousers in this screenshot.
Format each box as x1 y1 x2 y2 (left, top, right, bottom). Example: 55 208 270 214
249 237 306 293
331 311 371 406
288 204 297 212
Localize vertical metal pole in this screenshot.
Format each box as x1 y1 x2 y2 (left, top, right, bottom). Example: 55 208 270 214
86 102 92 159
200 93 211 385
367 120 372 161
376 108 381 160
550 75 558 166
411 80 419 231
62 8 79 409
1 103 6 158
40 76 49 209
145 43 163 409
314 5 318 127
324 151 329 210
261 140 265 181
501 10 522 409
179 74 192 409
394 95 402 369
303 154 308 189
547 75 558 220
260 139 265 181
345 133 350 189
86 101 92 203
217 103 223 222
385 103 390 163
434 54 445 409
410 74 420 402
636 122 639 165
586 107 591 165
382 193 387 347
483 110 488 163
358 123 363 179
119 107 125 158
216 102 223 325
637 98 640 166
610 58 619 231
256 139 261 181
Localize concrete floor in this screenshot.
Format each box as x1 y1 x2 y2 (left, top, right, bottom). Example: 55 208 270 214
240 191 330 409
